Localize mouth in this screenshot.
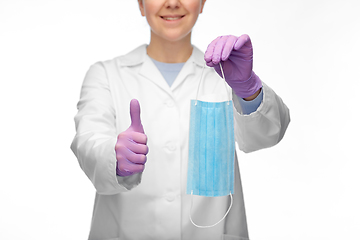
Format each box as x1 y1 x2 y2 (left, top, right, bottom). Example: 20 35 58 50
160 15 185 21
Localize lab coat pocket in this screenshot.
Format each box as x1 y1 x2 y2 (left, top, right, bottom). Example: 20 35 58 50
222 234 249 240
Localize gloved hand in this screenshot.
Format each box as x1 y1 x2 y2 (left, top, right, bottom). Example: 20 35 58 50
115 99 149 177
204 34 262 99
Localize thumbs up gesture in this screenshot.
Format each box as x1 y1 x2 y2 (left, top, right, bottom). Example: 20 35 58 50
115 99 149 177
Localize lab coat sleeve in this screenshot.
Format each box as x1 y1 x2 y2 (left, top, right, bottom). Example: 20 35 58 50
71 62 140 195
233 82 290 153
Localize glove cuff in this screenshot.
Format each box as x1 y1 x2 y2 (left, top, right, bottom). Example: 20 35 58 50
230 71 263 98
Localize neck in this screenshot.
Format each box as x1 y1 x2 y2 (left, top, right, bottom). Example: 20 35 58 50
147 31 193 63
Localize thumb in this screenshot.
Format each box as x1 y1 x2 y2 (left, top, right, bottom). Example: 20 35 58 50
129 99 144 133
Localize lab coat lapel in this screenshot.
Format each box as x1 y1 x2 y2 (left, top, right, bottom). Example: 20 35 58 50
170 60 195 91
171 46 205 91
139 54 173 96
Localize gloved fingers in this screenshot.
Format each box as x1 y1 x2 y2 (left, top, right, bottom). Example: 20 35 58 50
204 36 222 67
221 35 238 62
205 61 216 68
210 35 229 65
129 131 148 144
118 131 147 145
115 130 148 176
127 140 149 155
115 139 148 156
206 35 238 64
117 159 145 176
234 34 253 60
126 152 147 164
116 146 146 165
124 162 145 174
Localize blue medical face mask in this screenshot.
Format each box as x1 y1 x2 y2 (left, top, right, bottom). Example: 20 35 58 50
187 62 235 228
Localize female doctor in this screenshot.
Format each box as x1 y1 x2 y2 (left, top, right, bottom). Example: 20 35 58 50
71 0 290 239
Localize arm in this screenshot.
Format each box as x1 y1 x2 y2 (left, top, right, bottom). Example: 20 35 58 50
233 82 290 153
70 63 142 195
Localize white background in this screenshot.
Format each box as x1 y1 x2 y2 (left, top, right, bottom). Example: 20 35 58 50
1 0 359 239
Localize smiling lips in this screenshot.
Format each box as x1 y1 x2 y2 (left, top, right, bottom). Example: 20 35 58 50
161 15 185 21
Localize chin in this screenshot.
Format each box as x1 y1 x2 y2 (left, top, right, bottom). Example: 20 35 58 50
158 31 192 43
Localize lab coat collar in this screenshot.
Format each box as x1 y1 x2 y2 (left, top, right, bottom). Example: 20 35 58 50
117 44 205 67
117 44 205 95
117 44 147 67
191 45 206 67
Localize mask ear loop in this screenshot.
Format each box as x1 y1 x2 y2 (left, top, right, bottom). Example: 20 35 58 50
189 190 233 228
195 62 231 106
218 62 232 105
194 62 206 106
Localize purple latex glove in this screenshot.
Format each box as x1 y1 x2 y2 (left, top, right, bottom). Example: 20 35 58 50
115 99 149 177
204 34 262 99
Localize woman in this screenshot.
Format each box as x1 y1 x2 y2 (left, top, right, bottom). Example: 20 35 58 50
71 0 290 239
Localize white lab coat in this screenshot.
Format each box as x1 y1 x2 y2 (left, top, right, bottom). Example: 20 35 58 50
71 45 290 240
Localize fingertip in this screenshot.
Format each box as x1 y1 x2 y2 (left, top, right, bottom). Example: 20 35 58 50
134 164 145 174
235 34 251 50
221 35 237 61
205 61 215 68
142 155 147 164
129 99 143 132
143 134 148 145
205 36 222 62
204 51 212 62
212 35 228 64
130 99 140 113
212 58 220 65
145 143 149 154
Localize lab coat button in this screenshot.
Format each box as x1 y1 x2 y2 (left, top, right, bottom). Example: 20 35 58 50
166 194 175 202
168 145 176 151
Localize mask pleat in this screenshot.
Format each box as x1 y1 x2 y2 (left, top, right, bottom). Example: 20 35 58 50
187 100 200 195
204 103 215 196
199 102 208 195
225 103 235 194
214 104 220 197
217 103 226 196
